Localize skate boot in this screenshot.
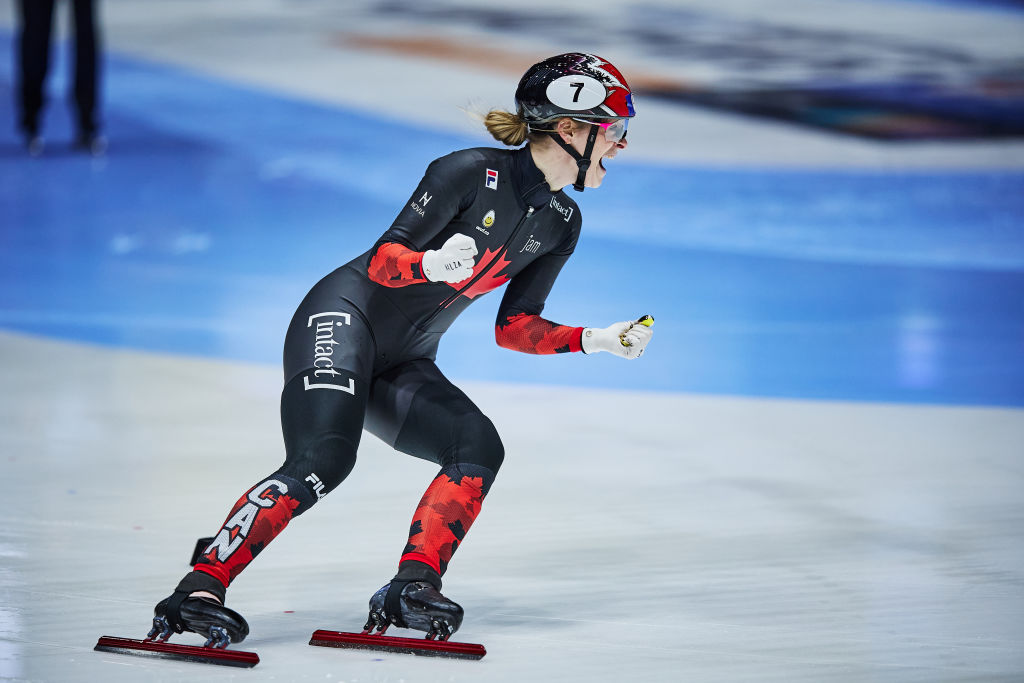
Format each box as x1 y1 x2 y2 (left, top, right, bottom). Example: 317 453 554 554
364 580 464 641
149 591 249 649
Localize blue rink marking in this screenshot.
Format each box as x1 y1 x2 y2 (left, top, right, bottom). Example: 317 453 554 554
1 34 1023 406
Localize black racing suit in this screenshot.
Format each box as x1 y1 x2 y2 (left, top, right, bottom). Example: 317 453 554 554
182 144 587 598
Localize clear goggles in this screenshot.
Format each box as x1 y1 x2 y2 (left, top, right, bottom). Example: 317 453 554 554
573 117 629 143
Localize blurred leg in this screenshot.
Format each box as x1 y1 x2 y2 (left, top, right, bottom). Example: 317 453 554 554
71 0 100 143
17 0 56 137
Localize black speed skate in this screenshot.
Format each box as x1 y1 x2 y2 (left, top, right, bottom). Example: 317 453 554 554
150 592 249 648
93 592 258 667
365 580 464 641
308 580 484 659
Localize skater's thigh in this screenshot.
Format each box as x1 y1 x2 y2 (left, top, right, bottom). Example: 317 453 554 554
364 359 504 471
279 303 375 493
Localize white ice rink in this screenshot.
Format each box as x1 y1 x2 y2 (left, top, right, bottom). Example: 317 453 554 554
3 332 1023 682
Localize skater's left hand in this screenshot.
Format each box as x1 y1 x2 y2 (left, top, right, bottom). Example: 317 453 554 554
581 316 653 359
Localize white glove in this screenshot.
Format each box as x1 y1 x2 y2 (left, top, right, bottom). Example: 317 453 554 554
421 233 478 283
581 319 653 359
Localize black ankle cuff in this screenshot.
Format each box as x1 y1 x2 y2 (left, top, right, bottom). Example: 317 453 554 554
393 560 442 590
173 570 227 604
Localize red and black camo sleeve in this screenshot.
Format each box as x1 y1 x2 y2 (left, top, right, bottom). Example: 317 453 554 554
496 312 583 354
367 242 427 288
365 152 481 287
494 250 583 354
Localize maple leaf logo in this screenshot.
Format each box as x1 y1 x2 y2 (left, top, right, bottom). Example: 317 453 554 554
444 247 512 305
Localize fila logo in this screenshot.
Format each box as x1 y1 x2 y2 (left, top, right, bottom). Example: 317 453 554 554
485 169 498 190
203 478 290 562
306 472 326 500
420 192 432 206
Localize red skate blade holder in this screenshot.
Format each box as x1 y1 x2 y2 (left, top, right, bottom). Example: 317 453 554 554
309 630 486 660
94 636 259 668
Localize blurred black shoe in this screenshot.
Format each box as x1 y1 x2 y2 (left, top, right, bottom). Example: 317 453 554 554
26 134 45 157
22 122 43 157
75 132 107 157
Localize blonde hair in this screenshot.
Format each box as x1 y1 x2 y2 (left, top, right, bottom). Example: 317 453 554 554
483 109 530 146
466 107 575 146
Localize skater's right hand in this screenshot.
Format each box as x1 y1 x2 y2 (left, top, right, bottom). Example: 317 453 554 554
422 234 478 284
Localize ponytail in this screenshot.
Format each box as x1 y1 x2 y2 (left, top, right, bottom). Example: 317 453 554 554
483 109 530 146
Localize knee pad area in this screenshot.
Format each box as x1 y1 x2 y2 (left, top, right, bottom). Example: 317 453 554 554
446 414 504 482
442 462 498 496
278 433 358 513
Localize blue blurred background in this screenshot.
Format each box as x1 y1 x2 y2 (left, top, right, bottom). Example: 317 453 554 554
1 0 1023 406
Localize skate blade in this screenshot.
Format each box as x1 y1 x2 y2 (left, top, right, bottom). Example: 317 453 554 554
94 636 259 668
309 630 485 660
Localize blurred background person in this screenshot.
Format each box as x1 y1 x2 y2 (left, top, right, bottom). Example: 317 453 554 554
16 0 104 155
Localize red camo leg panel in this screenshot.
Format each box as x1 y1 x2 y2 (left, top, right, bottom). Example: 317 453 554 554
401 471 486 575
192 480 301 586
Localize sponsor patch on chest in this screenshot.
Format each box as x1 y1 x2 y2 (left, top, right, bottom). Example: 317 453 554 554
475 209 496 235
518 234 541 254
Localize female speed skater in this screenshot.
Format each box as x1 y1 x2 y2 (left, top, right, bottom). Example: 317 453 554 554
150 52 654 648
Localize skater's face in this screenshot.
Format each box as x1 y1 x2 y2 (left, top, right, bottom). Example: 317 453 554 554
556 117 629 189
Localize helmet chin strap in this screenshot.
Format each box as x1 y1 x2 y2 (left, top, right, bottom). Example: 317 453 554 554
547 123 599 192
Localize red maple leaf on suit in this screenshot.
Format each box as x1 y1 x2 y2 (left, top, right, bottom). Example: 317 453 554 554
444 247 512 305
